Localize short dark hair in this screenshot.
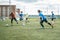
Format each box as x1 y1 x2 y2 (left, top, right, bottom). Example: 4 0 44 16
38 10 41 12
17 9 20 10
21 11 23 13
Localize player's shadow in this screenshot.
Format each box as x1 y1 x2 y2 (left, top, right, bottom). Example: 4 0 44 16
35 27 53 30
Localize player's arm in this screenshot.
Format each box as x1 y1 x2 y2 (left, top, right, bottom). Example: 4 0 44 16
38 13 43 21
40 16 42 19
38 16 42 21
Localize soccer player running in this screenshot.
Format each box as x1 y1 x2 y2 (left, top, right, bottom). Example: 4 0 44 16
9 12 18 25
51 11 56 25
19 11 25 26
19 11 24 21
25 13 29 23
38 10 53 28
17 9 23 21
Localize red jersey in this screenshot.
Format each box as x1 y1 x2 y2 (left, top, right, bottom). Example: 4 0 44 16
9 12 15 18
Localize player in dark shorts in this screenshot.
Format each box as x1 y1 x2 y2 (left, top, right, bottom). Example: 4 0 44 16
51 11 56 21
9 12 18 25
38 10 53 28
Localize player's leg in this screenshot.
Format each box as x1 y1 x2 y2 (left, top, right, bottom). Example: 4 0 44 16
51 18 54 24
11 18 13 25
51 18 53 21
20 17 23 21
20 17 21 21
14 18 18 24
40 20 44 28
22 17 26 26
45 19 53 28
51 18 55 27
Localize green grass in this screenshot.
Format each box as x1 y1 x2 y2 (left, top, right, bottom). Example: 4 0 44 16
0 18 60 40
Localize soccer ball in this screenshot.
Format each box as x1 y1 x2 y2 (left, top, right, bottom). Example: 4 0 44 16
22 23 25 26
5 24 9 27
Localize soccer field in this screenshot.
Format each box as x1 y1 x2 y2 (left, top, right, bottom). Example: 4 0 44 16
0 18 60 40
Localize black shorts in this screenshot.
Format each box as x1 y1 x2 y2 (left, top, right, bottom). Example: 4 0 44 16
40 17 42 21
40 19 48 23
51 18 56 21
20 18 23 21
